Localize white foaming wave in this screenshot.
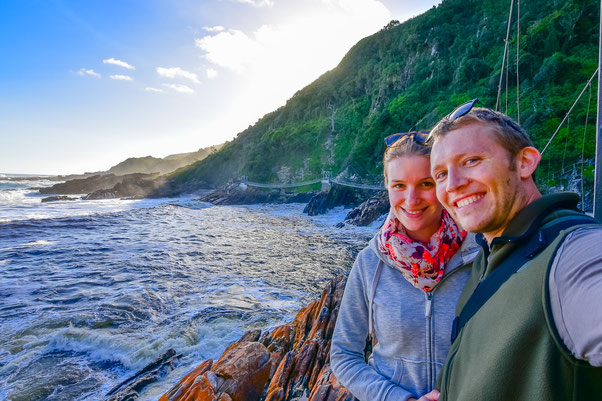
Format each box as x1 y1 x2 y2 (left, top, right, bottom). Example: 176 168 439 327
0 196 184 223
21 240 57 247
46 326 145 370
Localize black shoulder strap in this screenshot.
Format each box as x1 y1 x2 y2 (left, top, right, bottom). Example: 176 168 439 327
450 215 597 343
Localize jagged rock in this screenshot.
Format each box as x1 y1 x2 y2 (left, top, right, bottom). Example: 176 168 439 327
41 195 79 203
343 191 389 226
304 185 380 216
161 342 271 401
159 359 214 401
160 276 354 401
200 182 317 205
106 348 179 401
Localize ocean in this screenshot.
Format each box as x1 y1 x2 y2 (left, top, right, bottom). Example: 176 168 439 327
0 175 381 400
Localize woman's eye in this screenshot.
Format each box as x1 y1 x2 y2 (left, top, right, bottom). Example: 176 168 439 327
465 157 480 166
421 181 434 188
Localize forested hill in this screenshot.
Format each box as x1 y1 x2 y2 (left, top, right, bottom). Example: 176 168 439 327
171 0 599 190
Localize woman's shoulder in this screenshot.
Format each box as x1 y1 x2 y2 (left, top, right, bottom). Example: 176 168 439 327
351 242 384 278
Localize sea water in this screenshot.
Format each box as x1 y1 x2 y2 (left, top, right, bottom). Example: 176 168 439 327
0 175 382 400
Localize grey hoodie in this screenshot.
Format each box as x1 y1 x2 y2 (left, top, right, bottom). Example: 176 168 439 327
330 234 479 401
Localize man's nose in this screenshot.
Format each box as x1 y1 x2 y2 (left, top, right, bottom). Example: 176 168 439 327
446 168 468 192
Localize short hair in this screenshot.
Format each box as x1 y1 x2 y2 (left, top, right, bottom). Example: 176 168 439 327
383 136 431 184
429 107 534 158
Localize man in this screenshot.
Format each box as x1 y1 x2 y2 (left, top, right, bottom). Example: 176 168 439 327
428 100 602 400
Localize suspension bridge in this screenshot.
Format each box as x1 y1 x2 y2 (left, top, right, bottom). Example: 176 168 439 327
239 171 386 192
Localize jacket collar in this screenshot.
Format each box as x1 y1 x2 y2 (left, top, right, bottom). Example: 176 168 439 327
483 192 579 247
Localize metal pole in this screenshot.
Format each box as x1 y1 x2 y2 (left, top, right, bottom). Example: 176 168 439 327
595 0 602 219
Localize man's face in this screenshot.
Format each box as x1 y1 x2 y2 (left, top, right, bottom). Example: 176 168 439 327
430 123 524 241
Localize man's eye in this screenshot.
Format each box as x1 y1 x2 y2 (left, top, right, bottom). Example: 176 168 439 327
465 158 480 166
394 183 405 189
421 181 434 188
434 172 447 182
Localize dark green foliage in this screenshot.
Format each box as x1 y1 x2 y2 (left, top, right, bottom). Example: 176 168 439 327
172 0 599 196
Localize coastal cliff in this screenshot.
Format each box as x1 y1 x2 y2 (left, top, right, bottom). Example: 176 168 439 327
159 275 353 401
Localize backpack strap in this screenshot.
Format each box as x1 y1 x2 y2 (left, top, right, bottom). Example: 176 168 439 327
450 215 597 343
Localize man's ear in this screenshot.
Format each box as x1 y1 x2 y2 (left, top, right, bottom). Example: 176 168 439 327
517 146 541 179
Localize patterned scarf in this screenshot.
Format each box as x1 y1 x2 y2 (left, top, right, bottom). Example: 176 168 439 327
376 209 466 292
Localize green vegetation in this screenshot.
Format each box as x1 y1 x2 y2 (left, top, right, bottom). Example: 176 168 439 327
172 0 599 197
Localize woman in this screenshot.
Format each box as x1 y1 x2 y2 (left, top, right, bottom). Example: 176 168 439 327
330 131 479 401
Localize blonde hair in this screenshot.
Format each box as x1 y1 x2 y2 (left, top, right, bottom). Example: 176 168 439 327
383 136 431 184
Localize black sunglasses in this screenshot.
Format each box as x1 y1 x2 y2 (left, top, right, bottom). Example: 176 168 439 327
446 98 479 120
384 130 431 149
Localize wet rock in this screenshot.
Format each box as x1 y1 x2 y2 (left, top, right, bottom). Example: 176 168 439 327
343 191 388 226
160 275 355 401
199 181 318 205
160 343 271 401
106 348 179 401
304 185 380 216
41 195 79 203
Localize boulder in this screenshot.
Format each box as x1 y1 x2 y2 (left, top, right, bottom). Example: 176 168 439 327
343 191 388 226
41 195 79 203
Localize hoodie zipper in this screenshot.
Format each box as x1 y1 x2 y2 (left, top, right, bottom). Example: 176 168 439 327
423 260 467 390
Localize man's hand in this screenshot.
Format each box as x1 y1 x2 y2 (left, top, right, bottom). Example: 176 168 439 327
408 389 440 401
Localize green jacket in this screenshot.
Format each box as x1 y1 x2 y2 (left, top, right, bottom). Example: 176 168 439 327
438 193 602 400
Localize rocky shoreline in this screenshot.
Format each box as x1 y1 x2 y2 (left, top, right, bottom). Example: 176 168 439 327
108 275 357 401
38 175 389 226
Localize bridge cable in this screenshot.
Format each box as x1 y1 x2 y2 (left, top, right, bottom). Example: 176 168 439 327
581 83 593 208
496 0 515 111
516 0 520 125
541 67 599 155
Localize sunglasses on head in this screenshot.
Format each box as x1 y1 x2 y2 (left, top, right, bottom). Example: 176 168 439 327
446 98 480 120
384 130 431 149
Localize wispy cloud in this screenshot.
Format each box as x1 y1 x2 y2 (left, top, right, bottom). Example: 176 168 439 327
74 68 101 78
234 0 274 7
206 68 218 79
110 74 133 81
203 26 225 32
156 67 200 84
163 83 195 94
103 58 135 70
145 87 164 93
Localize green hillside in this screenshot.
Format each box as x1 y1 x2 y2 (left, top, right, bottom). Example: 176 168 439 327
172 0 599 193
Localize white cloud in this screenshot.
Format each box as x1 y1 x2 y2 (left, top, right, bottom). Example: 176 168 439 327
206 68 218 79
163 83 195 94
193 0 391 144
203 26 225 32
103 58 135 70
195 0 390 75
234 0 274 7
74 68 101 78
145 87 164 92
110 74 133 81
156 67 200 84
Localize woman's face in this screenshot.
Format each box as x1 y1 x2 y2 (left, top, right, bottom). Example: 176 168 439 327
386 154 443 242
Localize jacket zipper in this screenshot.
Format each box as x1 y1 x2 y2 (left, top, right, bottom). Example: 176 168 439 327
424 258 468 390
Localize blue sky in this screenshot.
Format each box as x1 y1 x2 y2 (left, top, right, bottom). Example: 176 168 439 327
0 0 441 175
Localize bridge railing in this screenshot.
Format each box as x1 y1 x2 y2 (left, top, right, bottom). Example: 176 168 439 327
240 176 385 191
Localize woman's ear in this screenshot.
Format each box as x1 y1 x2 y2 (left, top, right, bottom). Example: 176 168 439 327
517 146 541 179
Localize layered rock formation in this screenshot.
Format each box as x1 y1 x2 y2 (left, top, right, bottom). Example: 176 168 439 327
199 181 316 205
303 185 380 217
159 275 356 401
342 191 389 226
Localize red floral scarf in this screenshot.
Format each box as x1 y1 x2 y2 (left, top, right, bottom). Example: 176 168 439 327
376 210 466 292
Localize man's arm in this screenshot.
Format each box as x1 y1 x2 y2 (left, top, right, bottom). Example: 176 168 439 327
549 226 602 366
